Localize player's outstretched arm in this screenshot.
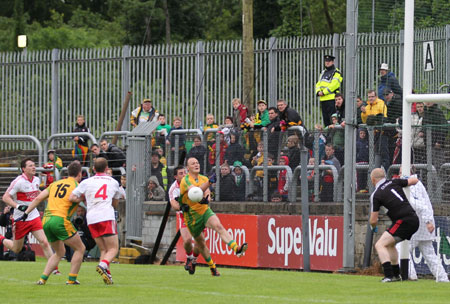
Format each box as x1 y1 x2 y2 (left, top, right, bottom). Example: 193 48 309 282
24 189 50 215
407 176 419 186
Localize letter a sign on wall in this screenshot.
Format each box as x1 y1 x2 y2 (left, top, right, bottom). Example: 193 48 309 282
423 41 434 72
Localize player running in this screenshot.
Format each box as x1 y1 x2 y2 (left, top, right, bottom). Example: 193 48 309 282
0 159 54 264
19 161 85 285
179 157 248 276
69 157 122 285
369 168 419 283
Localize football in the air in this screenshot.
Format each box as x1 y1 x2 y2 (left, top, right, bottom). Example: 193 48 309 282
188 187 203 202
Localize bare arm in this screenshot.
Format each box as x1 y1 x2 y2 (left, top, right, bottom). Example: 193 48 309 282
24 189 50 214
112 198 119 209
170 199 180 211
407 177 419 186
369 211 379 228
69 193 84 203
2 191 18 208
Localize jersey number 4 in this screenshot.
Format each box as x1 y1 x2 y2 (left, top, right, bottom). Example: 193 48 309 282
95 184 108 200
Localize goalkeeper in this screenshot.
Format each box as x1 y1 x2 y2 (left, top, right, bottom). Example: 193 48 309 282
179 157 248 276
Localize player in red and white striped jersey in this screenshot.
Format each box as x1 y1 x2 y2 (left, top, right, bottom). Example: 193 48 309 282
70 157 122 285
0 159 53 260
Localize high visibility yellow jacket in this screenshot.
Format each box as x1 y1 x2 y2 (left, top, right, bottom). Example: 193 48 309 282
315 66 343 102
360 98 387 123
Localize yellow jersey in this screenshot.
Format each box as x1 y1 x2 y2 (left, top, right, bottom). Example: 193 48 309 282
44 177 79 219
179 174 209 215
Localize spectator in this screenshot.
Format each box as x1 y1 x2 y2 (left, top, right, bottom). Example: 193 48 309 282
423 102 448 168
277 99 304 134
121 174 127 190
90 143 107 174
306 157 316 201
232 161 246 201
334 93 346 125
154 146 167 166
224 132 245 166
411 102 426 164
356 129 369 193
219 163 237 201
320 144 341 202
322 114 345 165
356 96 365 125
249 100 270 129
315 55 343 127
208 132 228 167
186 135 207 174
251 141 265 195
204 113 219 149
131 98 158 127
360 90 387 124
313 124 327 162
378 63 402 101
267 107 281 160
151 151 168 190
72 115 90 165
166 116 186 166
42 150 63 188
100 139 126 169
270 191 283 203
284 135 301 171
267 154 278 198
383 88 402 163
232 98 248 130
155 114 171 149
147 176 166 201
218 116 234 145
277 156 290 201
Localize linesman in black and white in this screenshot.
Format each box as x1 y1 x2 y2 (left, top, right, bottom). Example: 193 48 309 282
369 168 419 283
395 172 449 282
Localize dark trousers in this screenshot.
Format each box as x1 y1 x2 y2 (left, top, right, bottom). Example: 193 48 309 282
321 99 336 127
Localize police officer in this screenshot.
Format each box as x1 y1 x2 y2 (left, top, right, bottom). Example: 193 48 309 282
315 55 343 127
369 168 419 283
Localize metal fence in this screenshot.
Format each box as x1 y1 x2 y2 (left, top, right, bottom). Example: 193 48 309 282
1 26 450 150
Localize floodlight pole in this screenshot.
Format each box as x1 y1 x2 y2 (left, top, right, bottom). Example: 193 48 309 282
399 0 415 280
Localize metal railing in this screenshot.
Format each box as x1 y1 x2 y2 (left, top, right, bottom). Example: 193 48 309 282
0 135 43 166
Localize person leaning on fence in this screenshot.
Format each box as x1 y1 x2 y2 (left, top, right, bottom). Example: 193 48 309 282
315 55 343 127
186 135 207 174
130 98 158 127
320 144 341 202
100 139 126 168
147 176 166 201
232 161 246 201
276 99 304 133
72 115 90 165
378 63 403 101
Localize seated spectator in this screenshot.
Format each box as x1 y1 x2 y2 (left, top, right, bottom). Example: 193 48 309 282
320 144 341 202
219 163 237 201
186 135 207 174
42 150 63 188
356 129 369 193
232 161 246 201
270 191 283 203
277 156 290 201
166 116 186 166
147 176 166 201
208 132 228 167
224 132 245 166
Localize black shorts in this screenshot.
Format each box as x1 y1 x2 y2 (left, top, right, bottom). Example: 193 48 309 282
387 215 419 241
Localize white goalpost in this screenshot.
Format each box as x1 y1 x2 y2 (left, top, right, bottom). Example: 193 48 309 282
399 0 450 279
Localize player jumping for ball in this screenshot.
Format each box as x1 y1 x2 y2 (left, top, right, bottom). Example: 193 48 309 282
179 157 248 276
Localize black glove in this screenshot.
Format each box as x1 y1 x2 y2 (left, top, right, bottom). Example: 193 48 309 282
209 173 216 184
174 196 180 202
17 205 28 212
180 204 190 213
199 195 210 205
15 213 28 222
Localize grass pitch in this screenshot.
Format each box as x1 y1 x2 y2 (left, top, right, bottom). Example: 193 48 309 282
0 259 448 304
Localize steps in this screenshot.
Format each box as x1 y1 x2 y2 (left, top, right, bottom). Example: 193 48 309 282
118 247 141 264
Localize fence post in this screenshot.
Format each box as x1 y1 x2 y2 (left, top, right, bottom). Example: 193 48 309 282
268 37 277 106
122 45 131 130
51 49 60 136
399 30 404 83
446 25 450 86
196 41 205 129
263 131 268 202
333 33 340 67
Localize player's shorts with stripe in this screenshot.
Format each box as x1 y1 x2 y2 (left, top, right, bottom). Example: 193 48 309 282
177 211 187 229
184 207 215 238
42 216 77 243
14 217 43 240
387 215 419 241
88 220 117 239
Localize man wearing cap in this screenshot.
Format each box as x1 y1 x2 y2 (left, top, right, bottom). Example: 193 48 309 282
378 63 403 101
130 98 159 127
315 55 343 127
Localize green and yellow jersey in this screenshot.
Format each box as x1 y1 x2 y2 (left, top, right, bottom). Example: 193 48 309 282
44 177 79 219
179 174 209 215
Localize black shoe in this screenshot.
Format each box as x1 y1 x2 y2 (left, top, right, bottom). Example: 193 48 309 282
189 258 197 275
185 257 193 272
235 243 248 257
392 275 402 282
210 267 221 277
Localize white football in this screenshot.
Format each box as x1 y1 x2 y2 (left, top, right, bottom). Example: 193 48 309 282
188 187 203 202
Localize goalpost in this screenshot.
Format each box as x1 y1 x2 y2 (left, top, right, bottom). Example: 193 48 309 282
399 0 450 279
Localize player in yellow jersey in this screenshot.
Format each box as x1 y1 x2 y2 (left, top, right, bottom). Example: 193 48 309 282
20 161 85 285
179 157 248 276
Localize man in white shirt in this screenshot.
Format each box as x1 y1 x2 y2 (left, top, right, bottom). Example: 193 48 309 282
1 159 53 260
70 157 122 285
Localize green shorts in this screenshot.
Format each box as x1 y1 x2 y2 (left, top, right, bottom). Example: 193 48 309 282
42 216 77 243
184 207 215 238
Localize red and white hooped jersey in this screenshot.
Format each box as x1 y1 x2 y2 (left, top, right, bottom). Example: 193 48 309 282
72 174 122 225
168 180 180 201
7 174 41 221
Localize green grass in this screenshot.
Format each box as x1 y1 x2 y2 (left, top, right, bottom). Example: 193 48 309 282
0 259 448 303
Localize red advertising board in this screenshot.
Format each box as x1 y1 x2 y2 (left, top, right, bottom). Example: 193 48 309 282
175 213 343 271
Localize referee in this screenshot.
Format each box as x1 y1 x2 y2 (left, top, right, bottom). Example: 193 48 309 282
369 168 419 283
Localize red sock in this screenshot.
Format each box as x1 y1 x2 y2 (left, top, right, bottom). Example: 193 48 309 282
193 252 199 258
0 235 5 244
102 259 110 268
